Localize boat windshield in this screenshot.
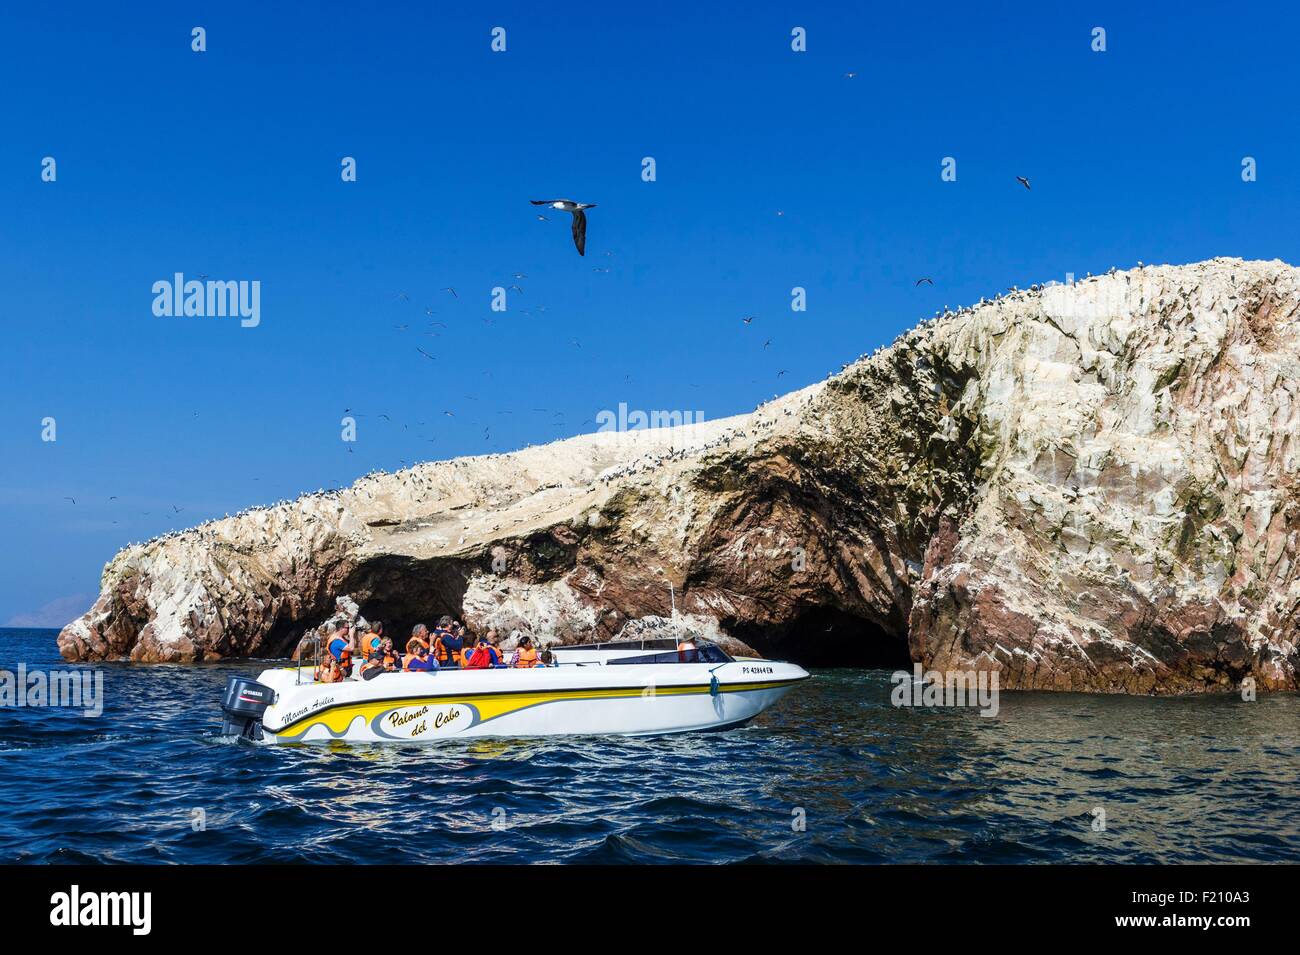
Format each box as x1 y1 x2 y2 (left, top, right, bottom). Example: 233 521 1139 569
605 642 733 665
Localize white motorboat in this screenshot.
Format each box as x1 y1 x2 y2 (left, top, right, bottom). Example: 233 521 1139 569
219 638 809 744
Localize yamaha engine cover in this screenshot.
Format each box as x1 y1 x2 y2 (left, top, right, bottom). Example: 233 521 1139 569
220 676 276 741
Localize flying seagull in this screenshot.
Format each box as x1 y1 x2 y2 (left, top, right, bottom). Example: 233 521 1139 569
742 316 755 325
1016 176 1031 190
416 347 436 361
915 277 934 286
530 199 597 255
442 287 458 298
64 496 76 504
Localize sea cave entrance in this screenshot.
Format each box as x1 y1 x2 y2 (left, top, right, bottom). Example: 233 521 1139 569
725 605 911 669
267 554 475 657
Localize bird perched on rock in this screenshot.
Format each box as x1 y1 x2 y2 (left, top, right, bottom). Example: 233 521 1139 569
530 199 597 255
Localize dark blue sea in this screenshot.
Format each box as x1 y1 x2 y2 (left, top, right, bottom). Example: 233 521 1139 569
1 627 1297 864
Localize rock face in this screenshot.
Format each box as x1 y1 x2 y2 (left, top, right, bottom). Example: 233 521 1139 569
59 259 1300 693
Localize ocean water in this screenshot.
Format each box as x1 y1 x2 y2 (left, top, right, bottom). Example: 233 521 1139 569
1 626 1297 864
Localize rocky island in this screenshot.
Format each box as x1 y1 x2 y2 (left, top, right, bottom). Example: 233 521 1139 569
59 258 1300 694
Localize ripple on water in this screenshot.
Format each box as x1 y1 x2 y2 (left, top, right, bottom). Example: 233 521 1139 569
1 628 1299 863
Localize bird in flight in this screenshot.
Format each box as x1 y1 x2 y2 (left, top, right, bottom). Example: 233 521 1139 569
842 72 857 79
416 347 436 361
442 287 458 298
1016 176 1031 190
763 339 772 349
530 199 597 255
64 496 76 504
915 277 934 286
742 316 755 325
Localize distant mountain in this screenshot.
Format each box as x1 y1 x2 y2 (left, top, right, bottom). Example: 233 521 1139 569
8 593 96 630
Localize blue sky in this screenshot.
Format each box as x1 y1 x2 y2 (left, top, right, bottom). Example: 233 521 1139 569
2 1 1297 625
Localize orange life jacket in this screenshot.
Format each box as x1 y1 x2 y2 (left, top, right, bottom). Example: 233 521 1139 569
514 646 538 668
326 636 353 676
362 632 382 656
432 632 450 664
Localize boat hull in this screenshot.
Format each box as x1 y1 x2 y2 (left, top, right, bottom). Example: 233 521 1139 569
248 661 809 744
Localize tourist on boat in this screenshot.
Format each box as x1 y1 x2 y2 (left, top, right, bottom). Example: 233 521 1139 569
404 639 437 672
538 649 557 667
409 624 431 654
359 636 400 679
326 625 353 677
463 633 503 670
453 621 472 661
359 651 385 680
314 652 343 683
433 616 463 668
486 631 507 667
510 635 539 668
361 621 385 657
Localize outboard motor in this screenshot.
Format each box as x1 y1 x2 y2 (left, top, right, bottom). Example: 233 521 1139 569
220 676 276 741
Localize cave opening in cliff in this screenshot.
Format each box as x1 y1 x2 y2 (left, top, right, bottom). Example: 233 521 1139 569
725 606 910 669
324 556 476 652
